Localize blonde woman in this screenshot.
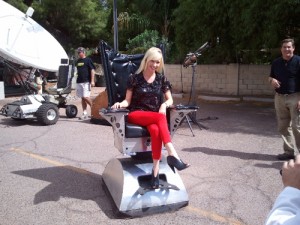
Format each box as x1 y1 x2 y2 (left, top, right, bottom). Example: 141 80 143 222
112 47 190 189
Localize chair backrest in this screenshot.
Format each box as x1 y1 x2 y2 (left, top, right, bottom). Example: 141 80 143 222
99 40 144 107
56 65 70 89
53 59 75 94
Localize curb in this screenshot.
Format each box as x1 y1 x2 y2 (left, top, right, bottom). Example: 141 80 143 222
173 92 273 103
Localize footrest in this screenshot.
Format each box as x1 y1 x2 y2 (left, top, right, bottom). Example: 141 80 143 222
137 178 180 195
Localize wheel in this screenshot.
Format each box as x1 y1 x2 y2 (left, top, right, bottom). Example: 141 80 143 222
36 103 59 125
66 104 78 118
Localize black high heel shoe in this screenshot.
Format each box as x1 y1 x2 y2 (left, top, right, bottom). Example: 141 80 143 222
167 156 190 173
151 170 159 189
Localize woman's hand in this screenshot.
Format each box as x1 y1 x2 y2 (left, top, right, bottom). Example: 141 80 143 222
111 102 121 109
111 98 130 109
159 103 168 115
111 90 131 109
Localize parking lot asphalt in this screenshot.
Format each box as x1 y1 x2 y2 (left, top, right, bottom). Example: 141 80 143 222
0 88 286 225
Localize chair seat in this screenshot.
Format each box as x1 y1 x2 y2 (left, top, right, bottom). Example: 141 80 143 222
125 123 150 138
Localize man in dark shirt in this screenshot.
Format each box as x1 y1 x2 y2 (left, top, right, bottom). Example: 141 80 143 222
269 39 300 160
76 47 95 120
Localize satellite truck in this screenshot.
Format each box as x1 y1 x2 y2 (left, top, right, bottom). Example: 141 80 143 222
0 0 78 125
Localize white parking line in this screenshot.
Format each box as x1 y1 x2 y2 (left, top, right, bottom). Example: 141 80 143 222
186 206 245 225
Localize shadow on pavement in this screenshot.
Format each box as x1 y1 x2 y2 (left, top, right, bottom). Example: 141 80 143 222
182 146 283 170
11 166 118 219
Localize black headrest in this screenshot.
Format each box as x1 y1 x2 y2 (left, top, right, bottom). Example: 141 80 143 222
99 40 144 106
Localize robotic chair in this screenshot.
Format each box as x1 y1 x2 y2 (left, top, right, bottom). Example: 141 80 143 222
46 59 78 118
99 40 198 217
0 59 78 125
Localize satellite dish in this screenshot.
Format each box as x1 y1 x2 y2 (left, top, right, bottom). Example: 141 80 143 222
0 0 68 72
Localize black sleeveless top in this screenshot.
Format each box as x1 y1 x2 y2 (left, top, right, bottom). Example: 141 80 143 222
127 72 172 112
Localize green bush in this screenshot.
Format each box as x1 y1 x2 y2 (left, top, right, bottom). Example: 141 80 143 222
126 30 172 62
126 30 160 53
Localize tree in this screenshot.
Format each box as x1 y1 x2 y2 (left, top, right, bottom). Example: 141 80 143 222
5 0 110 53
105 0 178 54
173 0 300 63
30 0 109 53
126 29 170 55
5 0 299 63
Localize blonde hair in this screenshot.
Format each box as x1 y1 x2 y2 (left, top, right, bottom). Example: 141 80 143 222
136 47 164 74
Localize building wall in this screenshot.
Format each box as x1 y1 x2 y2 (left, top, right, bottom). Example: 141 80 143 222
165 64 274 97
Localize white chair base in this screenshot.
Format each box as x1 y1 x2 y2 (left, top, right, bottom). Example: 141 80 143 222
102 156 189 217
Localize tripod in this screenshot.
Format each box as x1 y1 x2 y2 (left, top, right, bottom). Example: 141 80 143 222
181 42 218 133
179 61 207 136
186 62 208 130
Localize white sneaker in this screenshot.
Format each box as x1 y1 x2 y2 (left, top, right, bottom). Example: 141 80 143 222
79 114 88 120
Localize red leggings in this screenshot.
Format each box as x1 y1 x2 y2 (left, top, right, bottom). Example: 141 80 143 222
127 111 171 160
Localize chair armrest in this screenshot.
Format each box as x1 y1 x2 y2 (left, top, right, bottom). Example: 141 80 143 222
100 108 129 125
168 104 199 136
100 107 130 152
101 108 130 114
173 104 199 110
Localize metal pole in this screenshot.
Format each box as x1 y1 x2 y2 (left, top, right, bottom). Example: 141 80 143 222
113 0 118 51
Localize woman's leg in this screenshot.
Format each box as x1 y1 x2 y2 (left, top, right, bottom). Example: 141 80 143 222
164 142 179 159
128 111 183 158
128 111 189 171
153 159 159 177
147 124 163 160
147 124 162 178
128 111 171 143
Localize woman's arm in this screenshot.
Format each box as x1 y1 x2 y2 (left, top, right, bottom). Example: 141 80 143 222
111 89 132 109
159 90 173 114
164 90 173 107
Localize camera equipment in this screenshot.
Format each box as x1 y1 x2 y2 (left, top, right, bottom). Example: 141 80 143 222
182 41 218 132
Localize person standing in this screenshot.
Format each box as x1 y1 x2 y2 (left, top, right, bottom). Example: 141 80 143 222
111 47 190 189
269 38 300 160
76 47 95 120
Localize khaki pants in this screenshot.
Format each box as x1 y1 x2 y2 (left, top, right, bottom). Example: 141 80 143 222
274 92 300 155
